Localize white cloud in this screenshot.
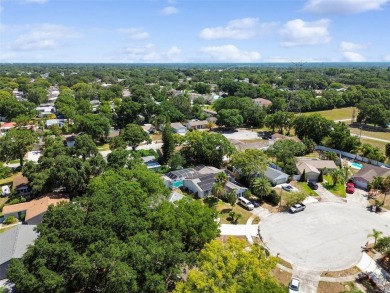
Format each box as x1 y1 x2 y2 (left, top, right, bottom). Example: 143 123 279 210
117 44 182 62
200 45 261 62
343 51 365 62
279 19 331 47
160 6 178 15
382 55 390 61
303 0 389 14
117 28 149 39
199 17 277 40
339 41 370 51
12 24 80 51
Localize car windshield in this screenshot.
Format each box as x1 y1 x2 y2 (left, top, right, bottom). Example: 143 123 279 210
289 284 299 290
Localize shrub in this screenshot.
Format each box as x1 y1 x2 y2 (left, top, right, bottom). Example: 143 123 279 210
284 192 307 208
264 190 280 206
3 216 18 225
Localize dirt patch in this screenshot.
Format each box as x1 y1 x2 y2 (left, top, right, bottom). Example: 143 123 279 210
216 235 248 244
318 281 358 293
260 201 280 213
369 192 390 210
271 267 292 286
321 266 360 277
252 216 260 224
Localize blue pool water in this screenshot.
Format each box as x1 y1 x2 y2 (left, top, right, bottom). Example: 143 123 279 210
351 162 363 169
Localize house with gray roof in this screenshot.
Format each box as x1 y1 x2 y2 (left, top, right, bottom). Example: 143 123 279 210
352 164 390 190
186 120 208 130
171 122 187 135
142 156 161 172
264 166 289 185
0 225 38 279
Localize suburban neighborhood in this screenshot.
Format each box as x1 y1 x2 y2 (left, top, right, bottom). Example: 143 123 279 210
0 63 389 293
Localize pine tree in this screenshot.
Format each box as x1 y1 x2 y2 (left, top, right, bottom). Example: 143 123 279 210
300 169 307 182
318 169 323 182
162 121 175 163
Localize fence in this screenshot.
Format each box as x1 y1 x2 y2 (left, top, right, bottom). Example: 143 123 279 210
315 146 390 168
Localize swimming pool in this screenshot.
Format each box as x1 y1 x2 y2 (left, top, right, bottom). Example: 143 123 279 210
351 162 363 169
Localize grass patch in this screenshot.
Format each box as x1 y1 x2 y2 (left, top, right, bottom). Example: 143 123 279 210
0 225 16 234
321 266 360 277
318 281 359 293
323 175 346 198
349 128 390 141
302 107 356 121
203 197 252 225
97 143 110 151
293 181 318 196
150 133 162 142
360 138 387 153
277 257 293 270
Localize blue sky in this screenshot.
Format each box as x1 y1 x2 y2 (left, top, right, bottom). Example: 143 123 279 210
0 0 389 63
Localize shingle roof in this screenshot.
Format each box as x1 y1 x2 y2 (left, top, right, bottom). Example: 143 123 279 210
352 164 390 183
254 98 272 106
296 162 320 174
0 225 38 265
2 195 69 221
187 120 208 127
12 174 29 190
265 166 289 180
171 122 186 130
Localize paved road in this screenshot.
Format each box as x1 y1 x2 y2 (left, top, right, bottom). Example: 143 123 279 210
350 133 390 143
260 202 390 272
99 142 163 158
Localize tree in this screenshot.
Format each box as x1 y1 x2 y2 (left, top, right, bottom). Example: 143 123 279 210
293 114 333 144
283 192 307 208
329 168 343 186
27 87 48 105
211 183 226 199
368 229 383 245
386 143 390 159
116 99 142 127
75 114 110 141
74 134 98 161
230 149 268 179
300 169 307 182
318 169 324 183
121 123 151 151
174 237 286 293
215 172 228 185
168 153 185 170
182 131 235 168
251 177 271 200
162 122 175 163
0 128 38 166
375 236 390 257
205 121 216 131
8 171 219 293
54 89 77 121
216 109 243 128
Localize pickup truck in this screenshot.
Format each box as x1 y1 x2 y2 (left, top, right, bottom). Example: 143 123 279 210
289 203 306 213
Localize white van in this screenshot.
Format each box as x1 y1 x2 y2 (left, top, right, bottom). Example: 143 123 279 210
1 185 10 197
238 196 254 211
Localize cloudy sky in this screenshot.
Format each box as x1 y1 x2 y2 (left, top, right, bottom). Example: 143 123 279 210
0 0 389 63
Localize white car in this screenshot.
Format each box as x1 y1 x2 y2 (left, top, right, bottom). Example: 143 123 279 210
282 184 298 192
289 278 300 292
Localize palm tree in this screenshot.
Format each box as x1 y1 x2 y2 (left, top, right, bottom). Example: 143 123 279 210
211 183 225 199
206 121 216 131
368 229 383 245
371 176 383 196
341 165 352 183
329 168 343 186
251 177 271 200
215 172 228 185
382 176 390 205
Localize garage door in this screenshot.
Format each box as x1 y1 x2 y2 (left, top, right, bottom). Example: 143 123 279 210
354 179 367 190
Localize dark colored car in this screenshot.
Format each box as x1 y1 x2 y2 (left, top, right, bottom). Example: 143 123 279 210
307 181 318 190
250 200 260 208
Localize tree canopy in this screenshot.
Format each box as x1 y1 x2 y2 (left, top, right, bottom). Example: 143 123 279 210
8 170 219 293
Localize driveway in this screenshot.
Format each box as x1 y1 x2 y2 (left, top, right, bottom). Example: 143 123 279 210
260 202 390 271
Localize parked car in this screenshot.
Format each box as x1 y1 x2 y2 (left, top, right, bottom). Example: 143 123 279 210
346 182 355 194
289 278 300 292
250 199 260 208
289 203 306 213
238 196 254 211
307 181 318 190
282 184 295 192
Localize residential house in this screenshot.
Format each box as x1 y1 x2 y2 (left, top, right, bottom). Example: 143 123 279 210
206 116 217 124
0 225 38 279
2 195 69 225
296 159 337 182
253 98 272 107
163 166 247 198
0 122 16 136
229 139 270 152
352 164 390 190
45 119 65 128
203 109 217 117
36 104 56 117
168 192 184 203
186 120 208 130
12 174 30 196
271 133 301 143
90 100 101 113
171 122 187 135
142 156 161 172
141 124 155 134
264 166 289 185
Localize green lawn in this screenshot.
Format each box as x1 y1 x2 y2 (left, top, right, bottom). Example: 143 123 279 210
294 181 318 196
0 172 19 185
323 175 346 198
302 107 356 121
97 143 110 151
203 197 252 225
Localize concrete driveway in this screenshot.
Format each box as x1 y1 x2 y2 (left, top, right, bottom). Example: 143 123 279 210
260 202 390 271
220 129 259 140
